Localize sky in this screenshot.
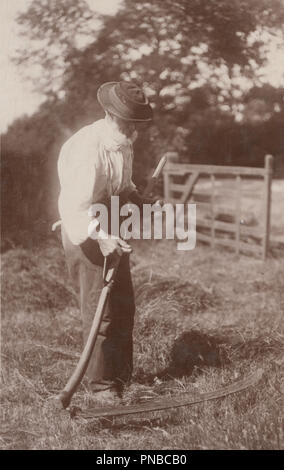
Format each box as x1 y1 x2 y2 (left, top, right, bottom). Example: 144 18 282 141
0 0 121 132
1 0 284 133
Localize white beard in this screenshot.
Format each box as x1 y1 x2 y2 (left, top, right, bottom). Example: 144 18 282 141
102 118 138 151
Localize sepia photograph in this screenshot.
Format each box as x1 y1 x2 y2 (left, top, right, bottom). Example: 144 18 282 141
1 0 284 452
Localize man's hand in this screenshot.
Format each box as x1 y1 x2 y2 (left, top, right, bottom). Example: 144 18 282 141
98 236 132 257
152 199 165 207
128 190 165 208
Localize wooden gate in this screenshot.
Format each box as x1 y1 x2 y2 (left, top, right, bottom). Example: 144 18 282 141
163 155 273 259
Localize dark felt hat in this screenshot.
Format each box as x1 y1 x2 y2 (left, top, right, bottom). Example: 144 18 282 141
97 81 153 121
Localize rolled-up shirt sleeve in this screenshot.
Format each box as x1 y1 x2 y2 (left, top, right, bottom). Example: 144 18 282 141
58 129 106 245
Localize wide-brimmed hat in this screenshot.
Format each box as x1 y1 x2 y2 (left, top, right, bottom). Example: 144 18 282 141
97 81 153 121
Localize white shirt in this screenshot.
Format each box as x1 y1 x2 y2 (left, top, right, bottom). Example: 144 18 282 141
58 118 137 245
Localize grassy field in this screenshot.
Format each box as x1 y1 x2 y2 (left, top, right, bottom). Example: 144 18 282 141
1 232 284 450
1 178 283 450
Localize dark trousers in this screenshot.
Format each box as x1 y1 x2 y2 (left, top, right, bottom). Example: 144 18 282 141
61 226 135 392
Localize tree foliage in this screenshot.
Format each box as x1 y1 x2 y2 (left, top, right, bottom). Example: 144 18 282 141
2 0 284 245
15 0 284 95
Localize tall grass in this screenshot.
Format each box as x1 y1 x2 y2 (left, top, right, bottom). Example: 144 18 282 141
1 238 283 449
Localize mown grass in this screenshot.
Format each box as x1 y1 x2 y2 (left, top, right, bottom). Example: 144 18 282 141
1 235 283 450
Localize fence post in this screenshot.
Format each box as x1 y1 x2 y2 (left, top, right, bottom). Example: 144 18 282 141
210 174 215 247
235 175 241 255
163 152 178 201
163 169 170 201
263 154 273 260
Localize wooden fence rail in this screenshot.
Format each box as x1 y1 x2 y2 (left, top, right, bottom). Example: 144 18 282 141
163 154 273 260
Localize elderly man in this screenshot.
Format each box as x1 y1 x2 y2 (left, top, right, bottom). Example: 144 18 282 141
57 81 154 404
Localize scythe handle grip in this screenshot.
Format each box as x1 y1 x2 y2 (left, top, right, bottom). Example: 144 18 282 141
142 156 167 197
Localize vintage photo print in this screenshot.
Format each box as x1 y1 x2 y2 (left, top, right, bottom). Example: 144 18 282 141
1 0 283 453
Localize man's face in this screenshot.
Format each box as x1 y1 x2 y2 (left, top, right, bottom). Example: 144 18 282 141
108 113 137 138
